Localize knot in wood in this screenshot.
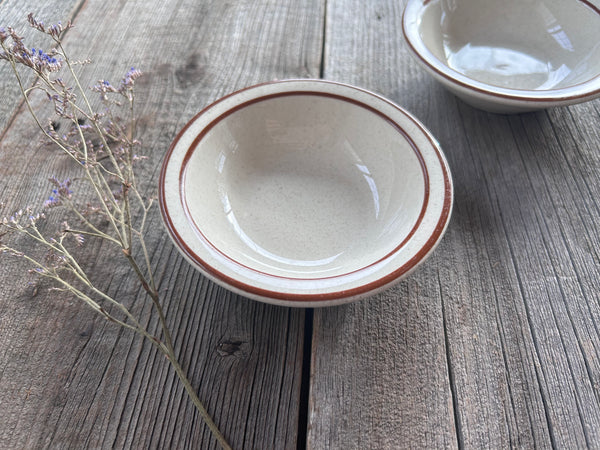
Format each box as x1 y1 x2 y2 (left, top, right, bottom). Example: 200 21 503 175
216 340 247 357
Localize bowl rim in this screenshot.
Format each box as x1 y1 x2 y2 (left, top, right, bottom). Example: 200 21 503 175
158 79 453 306
402 0 600 104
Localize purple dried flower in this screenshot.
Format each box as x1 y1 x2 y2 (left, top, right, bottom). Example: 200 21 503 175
92 78 118 101
57 221 85 246
9 44 62 73
30 13 74 38
119 67 142 94
44 177 73 208
27 13 46 33
74 233 85 246
30 48 62 72
1 18 64 73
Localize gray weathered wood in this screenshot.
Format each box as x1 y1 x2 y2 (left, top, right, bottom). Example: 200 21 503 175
2 0 600 449
0 0 324 448
309 3 457 448
309 0 600 448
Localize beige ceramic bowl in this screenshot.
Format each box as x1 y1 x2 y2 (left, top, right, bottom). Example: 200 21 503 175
159 80 453 307
403 0 600 113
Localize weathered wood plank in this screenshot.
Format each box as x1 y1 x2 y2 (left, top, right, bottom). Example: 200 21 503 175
0 0 324 448
433 101 600 448
310 0 600 448
309 1 457 448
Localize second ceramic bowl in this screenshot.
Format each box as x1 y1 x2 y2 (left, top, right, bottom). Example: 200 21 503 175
403 0 600 113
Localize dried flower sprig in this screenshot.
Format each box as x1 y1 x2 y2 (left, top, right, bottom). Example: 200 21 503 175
0 15 231 450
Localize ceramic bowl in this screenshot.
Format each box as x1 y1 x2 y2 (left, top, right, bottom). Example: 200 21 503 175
402 0 600 113
159 80 453 307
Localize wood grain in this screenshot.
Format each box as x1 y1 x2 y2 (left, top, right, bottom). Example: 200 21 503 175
2 0 600 449
0 0 324 448
309 0 600 448
309 1 457 448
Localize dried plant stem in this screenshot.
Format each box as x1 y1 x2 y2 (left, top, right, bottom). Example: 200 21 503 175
0 25 231 449
57 40 125 182
4 51 126 247
166 347 233 450
2 223 231 448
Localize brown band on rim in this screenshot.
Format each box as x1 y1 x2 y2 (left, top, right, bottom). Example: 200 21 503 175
179 91 430 281
159 80 453 301
401 0 600 103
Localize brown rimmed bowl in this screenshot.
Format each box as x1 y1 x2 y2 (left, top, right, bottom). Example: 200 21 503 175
403 0 600 113
159 80 453 307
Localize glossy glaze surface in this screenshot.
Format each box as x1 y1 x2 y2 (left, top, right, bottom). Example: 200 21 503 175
160 80 453 306
403 0 600 112
183 94 426 279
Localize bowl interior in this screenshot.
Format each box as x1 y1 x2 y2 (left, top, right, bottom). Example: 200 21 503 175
182 94 427 279
419 0 600 90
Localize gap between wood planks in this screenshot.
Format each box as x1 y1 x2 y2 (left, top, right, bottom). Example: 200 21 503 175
297 308 315 450
297 1 326 447
318 0 328 79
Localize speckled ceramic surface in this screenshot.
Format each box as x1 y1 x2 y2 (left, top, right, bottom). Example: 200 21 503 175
403 0 600 113
159 80 453 307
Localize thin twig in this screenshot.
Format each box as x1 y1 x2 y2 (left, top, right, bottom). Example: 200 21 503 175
1 25 231 449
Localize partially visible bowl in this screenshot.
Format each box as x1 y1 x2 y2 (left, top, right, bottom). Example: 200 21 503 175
159 80 453 307
402 0 600 113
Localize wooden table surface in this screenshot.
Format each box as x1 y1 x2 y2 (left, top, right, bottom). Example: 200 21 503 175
2 1 600 448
